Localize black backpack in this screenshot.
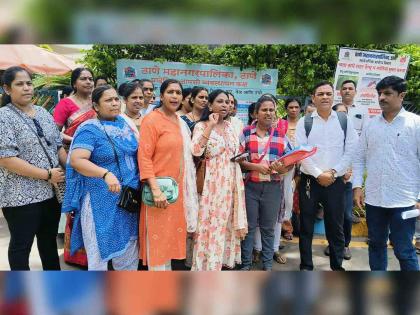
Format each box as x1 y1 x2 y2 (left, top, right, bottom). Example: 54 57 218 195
304 111 348 144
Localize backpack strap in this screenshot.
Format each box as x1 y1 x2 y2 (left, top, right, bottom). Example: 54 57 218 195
304 113 313 139
336 111 348 145
304 112 347 145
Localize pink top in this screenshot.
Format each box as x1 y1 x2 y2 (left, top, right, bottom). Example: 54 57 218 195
53 98 80 126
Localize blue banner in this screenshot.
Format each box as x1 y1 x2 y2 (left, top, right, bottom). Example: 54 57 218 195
116 59 278 124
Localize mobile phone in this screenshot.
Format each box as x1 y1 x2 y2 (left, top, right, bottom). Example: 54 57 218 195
230 152 249 162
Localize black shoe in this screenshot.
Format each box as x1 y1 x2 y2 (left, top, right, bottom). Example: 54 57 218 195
343 247 352 260
324 245 330 256
262 267 272 271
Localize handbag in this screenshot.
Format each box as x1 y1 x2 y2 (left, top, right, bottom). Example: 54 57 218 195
100 121 141 213
194 122 209 195
142 176 179 206
8 105 66 203
53 181 66 204
194 154 206 195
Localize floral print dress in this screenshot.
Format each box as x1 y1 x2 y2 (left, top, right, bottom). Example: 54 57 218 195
191 121 247 271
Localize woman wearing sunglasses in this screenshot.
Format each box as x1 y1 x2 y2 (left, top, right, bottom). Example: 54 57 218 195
0 66 66 270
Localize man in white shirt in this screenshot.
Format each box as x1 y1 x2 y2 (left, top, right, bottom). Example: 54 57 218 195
340 80 365 136
296 81 358 270
353 76 420 271
325 80 361 260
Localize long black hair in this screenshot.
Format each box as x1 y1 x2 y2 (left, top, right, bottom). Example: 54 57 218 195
200 89 229 121
1 66 32 107
247 102 256 125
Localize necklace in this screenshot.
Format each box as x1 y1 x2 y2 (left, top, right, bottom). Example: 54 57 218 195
188 111 200 122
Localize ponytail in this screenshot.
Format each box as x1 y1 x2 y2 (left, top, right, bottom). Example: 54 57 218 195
1 93 11 107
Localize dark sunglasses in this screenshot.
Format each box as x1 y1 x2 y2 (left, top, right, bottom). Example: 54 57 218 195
32 118 52 146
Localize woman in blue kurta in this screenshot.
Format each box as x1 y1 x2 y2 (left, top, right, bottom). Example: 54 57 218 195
62 85 139 270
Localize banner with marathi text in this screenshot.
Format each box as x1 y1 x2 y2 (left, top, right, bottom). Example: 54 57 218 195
116 59 278 124
333 48 410 117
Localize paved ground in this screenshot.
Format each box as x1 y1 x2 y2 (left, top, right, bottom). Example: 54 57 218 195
1 216 416 271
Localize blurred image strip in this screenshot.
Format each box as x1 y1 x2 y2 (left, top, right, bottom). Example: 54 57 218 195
1 272 420 315
1 0 419 43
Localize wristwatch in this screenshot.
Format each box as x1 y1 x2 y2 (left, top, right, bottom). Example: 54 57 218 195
331 169 338 178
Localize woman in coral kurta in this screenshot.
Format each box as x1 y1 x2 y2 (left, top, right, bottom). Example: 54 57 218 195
138 79 198 270
107 272 181 315
191 89 247 271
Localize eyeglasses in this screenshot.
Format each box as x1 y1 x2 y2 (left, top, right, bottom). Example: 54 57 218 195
32 118 52 146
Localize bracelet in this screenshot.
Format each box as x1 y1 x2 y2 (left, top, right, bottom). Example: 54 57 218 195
47 169 52 180
153 191 164 199
102 170 110 179
201 134 210 140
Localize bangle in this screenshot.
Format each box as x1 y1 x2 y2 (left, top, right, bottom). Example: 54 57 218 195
201 134 210 140
102 170 110 179
153 191 164 199
47 169 52 180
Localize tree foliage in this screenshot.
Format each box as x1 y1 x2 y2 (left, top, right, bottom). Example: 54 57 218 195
82 44 419 108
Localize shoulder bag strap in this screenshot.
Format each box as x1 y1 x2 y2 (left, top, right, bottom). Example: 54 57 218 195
98 120 123 182
255 126 275 163
8 104 55 168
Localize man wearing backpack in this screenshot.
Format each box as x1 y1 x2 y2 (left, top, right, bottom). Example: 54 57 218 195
295 81 358 270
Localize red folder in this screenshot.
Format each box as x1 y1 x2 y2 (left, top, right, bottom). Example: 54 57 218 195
278 145 317 166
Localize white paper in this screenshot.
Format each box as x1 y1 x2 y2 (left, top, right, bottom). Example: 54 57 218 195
401 209 420 220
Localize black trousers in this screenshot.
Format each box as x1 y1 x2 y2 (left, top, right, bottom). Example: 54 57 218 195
298 173 345 270
2 197 61 270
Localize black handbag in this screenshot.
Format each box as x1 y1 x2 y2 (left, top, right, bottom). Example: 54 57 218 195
118 185 142 213
100 120 141 213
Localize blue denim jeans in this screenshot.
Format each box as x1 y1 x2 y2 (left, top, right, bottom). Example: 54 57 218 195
241 181 282 270
366 204 419 271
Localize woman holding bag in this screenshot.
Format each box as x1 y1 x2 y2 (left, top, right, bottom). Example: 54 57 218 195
64 85 140 271
0 66 66 270
138 79 198 271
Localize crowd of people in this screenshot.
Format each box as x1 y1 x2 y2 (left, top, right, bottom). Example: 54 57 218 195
0 65 419 271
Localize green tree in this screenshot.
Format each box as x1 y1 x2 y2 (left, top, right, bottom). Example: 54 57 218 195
82 44 419 110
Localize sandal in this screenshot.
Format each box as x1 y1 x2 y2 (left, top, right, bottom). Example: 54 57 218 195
273 251 287 264
283 233 293 241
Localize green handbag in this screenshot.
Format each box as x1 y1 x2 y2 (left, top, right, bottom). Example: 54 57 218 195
142 177 179 206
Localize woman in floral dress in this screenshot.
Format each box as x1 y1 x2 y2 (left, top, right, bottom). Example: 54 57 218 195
191 89 247 271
